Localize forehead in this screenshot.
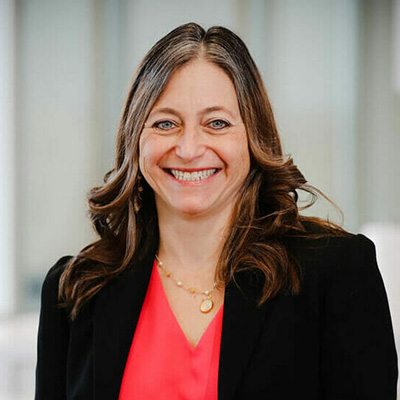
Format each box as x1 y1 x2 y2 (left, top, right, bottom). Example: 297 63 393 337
151 59 240 114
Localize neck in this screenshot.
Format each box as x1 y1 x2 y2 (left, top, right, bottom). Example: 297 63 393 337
156 206 233 277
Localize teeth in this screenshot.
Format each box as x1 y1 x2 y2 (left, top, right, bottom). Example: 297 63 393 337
170 169 217 181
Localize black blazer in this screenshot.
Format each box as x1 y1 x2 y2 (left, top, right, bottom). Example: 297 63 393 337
35 233 398 399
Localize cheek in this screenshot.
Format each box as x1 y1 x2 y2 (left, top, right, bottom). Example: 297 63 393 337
139 135 169 174
225 136 250 172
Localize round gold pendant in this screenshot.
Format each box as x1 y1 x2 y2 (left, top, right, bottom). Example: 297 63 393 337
200 298 214 313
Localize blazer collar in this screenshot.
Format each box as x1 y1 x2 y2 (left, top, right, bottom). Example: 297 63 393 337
93 252 267 400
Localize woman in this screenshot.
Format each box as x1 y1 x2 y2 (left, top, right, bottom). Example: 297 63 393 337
35 23 398 399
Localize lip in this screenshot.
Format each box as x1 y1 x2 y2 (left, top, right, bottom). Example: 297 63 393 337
164 167 221 172
162 167 221 185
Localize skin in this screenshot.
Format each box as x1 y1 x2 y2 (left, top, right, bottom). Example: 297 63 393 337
139 58 250 347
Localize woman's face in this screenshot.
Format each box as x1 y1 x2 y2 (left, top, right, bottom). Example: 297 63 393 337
139 58 250 219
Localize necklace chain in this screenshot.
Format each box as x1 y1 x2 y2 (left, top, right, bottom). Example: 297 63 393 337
155 255 217 313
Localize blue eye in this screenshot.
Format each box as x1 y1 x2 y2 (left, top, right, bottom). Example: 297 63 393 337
209 119 230 129
153 120 175 130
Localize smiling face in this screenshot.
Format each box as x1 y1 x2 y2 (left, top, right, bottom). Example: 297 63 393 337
139 58 250 219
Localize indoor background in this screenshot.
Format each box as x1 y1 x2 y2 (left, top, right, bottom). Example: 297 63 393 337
0 0 399 398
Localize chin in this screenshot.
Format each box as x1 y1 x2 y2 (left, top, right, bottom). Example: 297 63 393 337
172 201 213 217
177 206 209 217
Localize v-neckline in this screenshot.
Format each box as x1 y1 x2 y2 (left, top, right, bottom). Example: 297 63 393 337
153 259 224 350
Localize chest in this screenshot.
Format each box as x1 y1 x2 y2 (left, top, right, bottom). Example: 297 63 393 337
159 272 225 347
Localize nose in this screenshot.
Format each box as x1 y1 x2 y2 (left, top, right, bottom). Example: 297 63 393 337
175 124 206 162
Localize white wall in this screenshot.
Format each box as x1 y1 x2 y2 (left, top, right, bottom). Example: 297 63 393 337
15 0 99 310
0 0 16 315
358 0 400 226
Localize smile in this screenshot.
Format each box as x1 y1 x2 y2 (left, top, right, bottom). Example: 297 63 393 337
167 168 219 181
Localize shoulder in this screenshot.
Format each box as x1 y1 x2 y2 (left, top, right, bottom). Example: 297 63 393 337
42 255 73 285
285 221 375 266
285 228 379 290
40 255 73 303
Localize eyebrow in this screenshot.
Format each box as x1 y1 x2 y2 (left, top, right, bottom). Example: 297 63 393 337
148 106 236 119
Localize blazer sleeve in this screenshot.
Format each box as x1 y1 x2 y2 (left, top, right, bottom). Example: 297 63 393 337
35 256 72 400
321 234 398 399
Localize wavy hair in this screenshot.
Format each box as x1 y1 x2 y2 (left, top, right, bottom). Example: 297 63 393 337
60 22 348 319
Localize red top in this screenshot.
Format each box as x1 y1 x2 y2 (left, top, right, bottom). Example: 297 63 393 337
118 260 224 400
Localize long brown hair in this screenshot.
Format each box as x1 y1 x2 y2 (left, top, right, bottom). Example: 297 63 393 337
60 22 348 319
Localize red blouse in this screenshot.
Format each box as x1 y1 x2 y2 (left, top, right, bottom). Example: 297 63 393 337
118 260 224 400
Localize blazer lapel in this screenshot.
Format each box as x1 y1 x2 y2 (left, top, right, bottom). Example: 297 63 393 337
218 272 268 400
93 249 155 400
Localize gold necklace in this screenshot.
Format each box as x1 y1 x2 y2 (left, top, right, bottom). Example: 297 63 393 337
155 255 217 314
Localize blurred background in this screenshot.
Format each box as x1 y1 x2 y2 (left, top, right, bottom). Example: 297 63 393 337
0 0 399 398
